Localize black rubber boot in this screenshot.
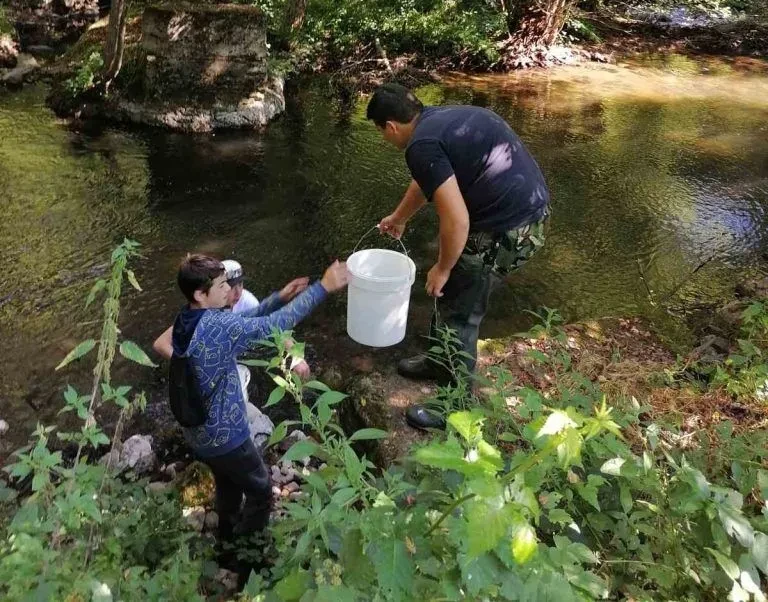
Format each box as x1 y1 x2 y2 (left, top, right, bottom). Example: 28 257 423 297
405 404 447 431
397 354 454 385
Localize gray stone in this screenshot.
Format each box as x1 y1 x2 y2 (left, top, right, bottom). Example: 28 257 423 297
26 45 56 58
246 402 274 449
115 76 285 133
0 420 8 436
204 511 219 531
182 506 206 532
215 568 239 592
148 481 172 494
288 491 303 501
119 434 156 474
1 53 39 86
100 434 155 474
284 481 299 494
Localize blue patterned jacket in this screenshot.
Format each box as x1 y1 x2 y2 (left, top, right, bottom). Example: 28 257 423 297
171 282 327 458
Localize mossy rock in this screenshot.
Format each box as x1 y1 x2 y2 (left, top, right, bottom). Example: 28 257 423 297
177 461 215 507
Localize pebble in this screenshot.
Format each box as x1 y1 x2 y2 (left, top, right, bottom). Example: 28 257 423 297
289 491 303 501
272 485 282 498
204 511 219 531
182 506 205 532
284 481 300 494
0 419 8 436
147 481 171 494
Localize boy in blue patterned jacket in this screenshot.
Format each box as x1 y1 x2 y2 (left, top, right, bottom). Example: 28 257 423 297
169 253 349 544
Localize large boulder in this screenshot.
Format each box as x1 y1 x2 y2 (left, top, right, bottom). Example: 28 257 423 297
105 2 284 132
1 53 39 86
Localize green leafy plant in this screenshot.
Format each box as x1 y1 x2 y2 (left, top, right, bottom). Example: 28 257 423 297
0 240 206 602
711 302 768 402
64 50 105 98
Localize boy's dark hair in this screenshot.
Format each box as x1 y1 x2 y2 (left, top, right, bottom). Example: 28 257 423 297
366 83 424 128
177 254 225 303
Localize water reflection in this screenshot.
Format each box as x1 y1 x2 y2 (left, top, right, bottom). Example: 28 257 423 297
1 54 768 449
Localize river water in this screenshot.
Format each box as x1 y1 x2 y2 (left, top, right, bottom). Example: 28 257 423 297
1 53 768 451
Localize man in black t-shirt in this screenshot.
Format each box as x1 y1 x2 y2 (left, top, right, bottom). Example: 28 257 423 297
367 84 550 429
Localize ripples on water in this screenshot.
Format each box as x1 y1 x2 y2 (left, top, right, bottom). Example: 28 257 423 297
1 54 768 447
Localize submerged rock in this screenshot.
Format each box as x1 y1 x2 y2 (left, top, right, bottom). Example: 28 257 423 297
1 53 39 87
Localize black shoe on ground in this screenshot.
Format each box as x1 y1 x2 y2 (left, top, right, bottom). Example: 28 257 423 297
405 404 447 430
397 354 454 385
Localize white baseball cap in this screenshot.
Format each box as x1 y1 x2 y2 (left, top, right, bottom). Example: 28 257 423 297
221 259 244 284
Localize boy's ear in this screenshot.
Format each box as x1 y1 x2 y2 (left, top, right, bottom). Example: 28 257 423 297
192 289 206 305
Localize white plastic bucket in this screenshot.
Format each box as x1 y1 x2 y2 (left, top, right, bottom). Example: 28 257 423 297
346 248 416 347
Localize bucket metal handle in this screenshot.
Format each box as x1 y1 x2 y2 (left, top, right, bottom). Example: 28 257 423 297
352 224 410 257
351 225 416 285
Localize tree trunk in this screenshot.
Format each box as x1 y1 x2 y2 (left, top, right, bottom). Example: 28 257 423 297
502 0 576 67
283 0 308 34
101 0 128 91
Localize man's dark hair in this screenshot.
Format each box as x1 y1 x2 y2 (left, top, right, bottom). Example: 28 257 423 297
366 83 424 128
177 254 225 303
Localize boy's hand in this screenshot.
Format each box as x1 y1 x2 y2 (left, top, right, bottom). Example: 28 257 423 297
279 277 310 302
291 359 311 380
320 260 349 293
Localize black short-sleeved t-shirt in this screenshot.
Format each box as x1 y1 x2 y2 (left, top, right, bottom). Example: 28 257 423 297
405 105 550 233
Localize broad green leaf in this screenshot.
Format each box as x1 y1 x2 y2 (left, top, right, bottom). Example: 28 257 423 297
56 339 96 370
118 340 158 367
85 279 106 308
317 399 332 427
273 568 311 601
548 508 573 525
349 428 388 441
466 495 514 557
537 410 576 438
281 439 320 463
576 482 601 511
238 358 270 367
719 504 755 548
600 457 626 476
557 428 583 469
619 483 633 513
751 532 768 576
448 410 484 442
316 390 347 406
412 438 468 471
126 269 142 292
511 522 537 564
707 548 740 580
367 538 413 597
264 386 286 408
340 529 377 590
459 553 502 597
304 380 330 391
267 421 288 448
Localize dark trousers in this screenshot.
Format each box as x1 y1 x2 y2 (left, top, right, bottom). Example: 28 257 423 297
202 438 272 541
430 252 501 373
429 214 549 373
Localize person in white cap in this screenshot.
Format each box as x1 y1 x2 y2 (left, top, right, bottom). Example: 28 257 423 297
152 259 312 396
220 259 260 314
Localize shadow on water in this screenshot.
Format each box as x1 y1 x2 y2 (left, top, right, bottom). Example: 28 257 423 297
2 54 768 450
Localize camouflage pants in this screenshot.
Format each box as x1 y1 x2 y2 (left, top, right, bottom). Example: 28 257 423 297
430 213 549 372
